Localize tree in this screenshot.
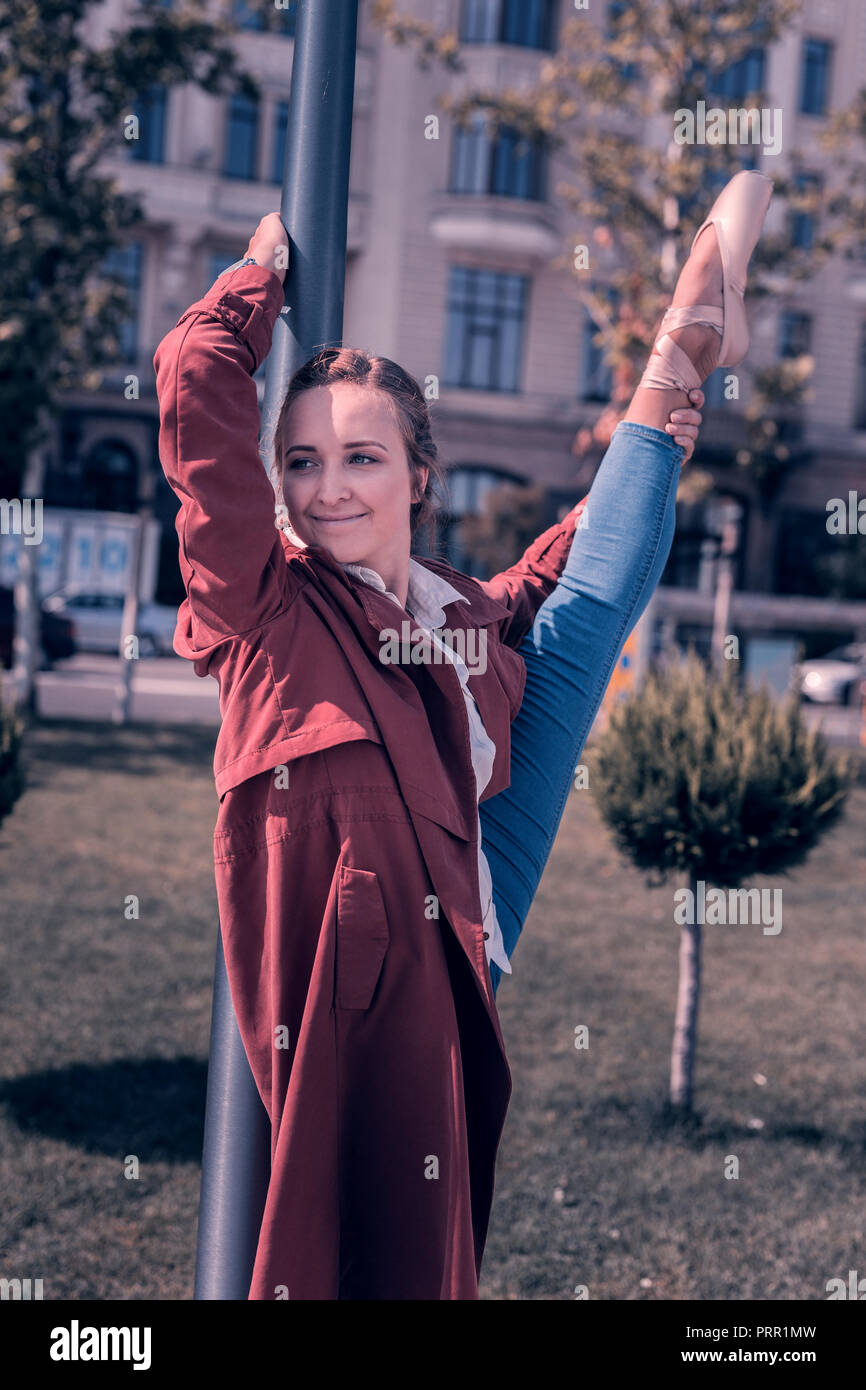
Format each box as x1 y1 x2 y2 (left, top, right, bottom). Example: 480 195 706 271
589 652 852 1115
0 0 257 711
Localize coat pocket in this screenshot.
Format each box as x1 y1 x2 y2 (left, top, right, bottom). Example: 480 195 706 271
335 865 390 1011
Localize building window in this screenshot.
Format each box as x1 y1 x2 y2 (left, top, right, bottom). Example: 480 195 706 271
789 171 821 252
709 45 765 100
451 115 546 200
129 84 167 163
442 267 528 392
271 100 289 183
778 310 812 359
460 0 555 50
579 302 614 403
800 38 832 116
224 93 260 179
853 324 866 431
103 241 143 361
232 0 297 34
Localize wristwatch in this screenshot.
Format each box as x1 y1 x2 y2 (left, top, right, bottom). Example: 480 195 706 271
218 256 258 275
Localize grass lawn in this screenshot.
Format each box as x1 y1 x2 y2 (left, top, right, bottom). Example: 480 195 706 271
0 719 863 1300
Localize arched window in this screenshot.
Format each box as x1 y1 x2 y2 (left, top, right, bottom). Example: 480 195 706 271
434 464 527 572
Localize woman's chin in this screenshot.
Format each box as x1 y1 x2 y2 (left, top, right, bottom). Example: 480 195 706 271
307 521 373 561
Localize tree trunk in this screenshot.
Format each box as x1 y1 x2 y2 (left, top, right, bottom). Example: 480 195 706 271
669 871 702 1111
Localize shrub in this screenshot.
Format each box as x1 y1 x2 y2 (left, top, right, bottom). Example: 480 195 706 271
590 651 853 1112
591 652 851 889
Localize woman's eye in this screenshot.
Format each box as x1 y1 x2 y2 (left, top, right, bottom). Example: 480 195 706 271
287 453 377 469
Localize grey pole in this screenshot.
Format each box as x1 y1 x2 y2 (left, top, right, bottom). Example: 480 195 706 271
194 0 359 1300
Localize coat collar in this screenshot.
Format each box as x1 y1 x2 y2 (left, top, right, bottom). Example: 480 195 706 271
278 533 513 631
339 556 470 630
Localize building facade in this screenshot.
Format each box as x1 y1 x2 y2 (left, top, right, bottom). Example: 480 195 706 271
44 0 866 615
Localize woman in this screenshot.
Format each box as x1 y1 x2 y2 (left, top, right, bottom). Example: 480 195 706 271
154 169 772 1300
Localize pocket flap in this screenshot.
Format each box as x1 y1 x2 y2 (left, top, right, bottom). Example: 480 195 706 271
336 865 390 1011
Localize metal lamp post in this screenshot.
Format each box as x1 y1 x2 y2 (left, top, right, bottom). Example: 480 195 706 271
194 0 360 1300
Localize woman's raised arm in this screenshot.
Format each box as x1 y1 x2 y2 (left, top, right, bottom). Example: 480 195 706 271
152 216 292 654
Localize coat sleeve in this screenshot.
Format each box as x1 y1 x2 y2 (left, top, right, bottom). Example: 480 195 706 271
152 264 291 650
476 496 588 650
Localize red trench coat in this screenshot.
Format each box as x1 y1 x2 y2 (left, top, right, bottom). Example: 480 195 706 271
153 264 585 1299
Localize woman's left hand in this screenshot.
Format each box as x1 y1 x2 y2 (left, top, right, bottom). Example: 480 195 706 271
665 388 704 463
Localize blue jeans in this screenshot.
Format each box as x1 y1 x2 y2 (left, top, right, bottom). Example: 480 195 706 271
480 421 684 998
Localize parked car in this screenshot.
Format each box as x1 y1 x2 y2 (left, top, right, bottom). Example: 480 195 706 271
799 642 866 705
41 589 177 657
0 586 77 669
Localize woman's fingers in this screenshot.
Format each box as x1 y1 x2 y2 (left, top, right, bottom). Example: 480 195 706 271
665 405 702 462
665 409 702 428
246 213 291 282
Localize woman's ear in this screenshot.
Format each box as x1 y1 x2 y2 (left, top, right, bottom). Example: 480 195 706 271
413 464 430 502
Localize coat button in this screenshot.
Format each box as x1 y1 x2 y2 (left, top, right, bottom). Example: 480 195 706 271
482 931 490 940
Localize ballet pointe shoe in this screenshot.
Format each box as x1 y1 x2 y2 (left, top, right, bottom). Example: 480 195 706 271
638 169 774 393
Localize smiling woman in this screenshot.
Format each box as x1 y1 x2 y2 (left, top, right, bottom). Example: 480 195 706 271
151 178 778 1298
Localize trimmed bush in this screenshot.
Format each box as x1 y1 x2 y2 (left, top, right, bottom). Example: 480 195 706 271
591 653 851 888
590 652 853 1112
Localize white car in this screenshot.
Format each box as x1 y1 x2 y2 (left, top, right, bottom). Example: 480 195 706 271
42 590 178 657
799 642 866 705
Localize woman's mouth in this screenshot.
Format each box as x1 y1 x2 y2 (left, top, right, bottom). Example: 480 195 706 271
310 514 368 527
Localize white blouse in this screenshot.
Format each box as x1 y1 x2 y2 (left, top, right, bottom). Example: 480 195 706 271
340 556 513 976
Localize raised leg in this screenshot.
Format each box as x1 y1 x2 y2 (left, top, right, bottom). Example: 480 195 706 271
480 418 683 996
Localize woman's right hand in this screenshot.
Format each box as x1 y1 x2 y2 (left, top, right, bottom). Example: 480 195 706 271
245 213 290 284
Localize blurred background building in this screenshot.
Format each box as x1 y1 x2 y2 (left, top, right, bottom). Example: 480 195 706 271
25 0 866 682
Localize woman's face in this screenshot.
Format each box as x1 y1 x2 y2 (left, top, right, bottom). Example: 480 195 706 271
279 382 427 575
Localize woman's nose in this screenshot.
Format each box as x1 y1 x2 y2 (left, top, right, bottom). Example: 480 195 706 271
315 466 352 504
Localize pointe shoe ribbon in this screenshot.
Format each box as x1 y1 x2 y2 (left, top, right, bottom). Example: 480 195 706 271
638 170 774 393
638 303 724 393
